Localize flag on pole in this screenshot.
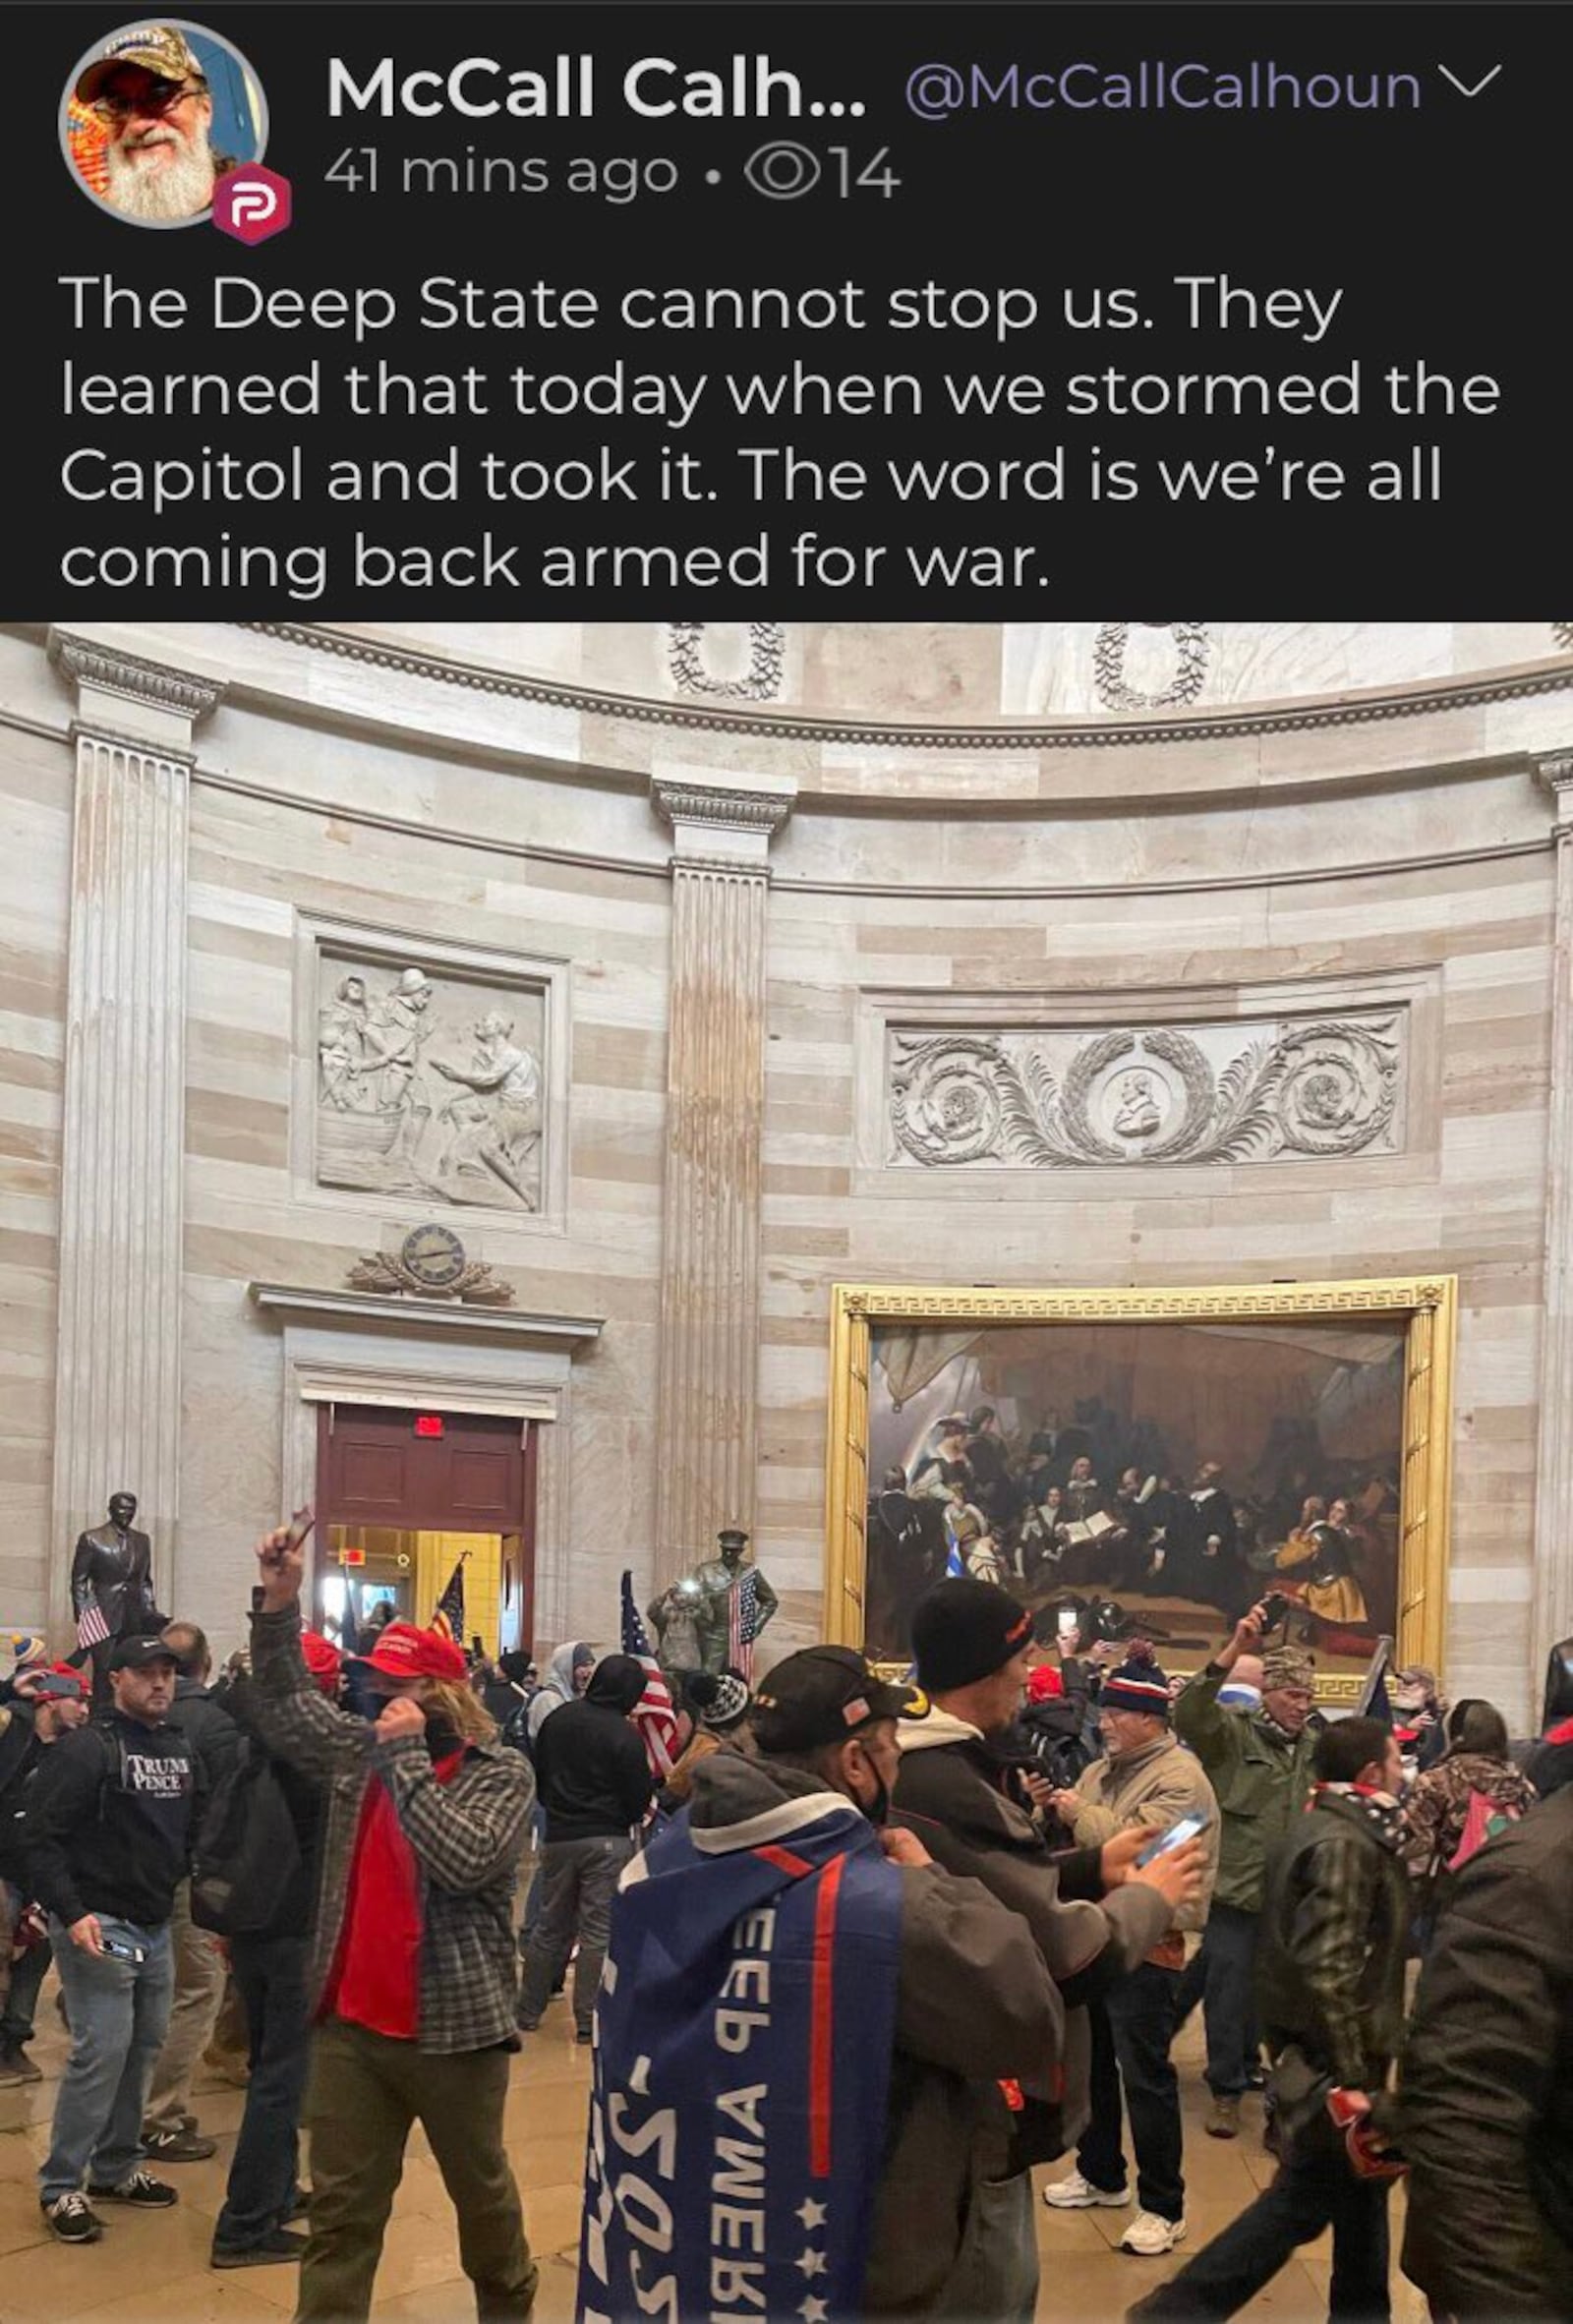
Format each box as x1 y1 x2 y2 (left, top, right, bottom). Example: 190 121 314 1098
432 1556 466 1644
727 1565 761 1683
621 1569 680 1778
75 1597 110 1651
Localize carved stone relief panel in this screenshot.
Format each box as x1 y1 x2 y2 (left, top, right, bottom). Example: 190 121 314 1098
297 919 568 1227
884 1009 1407 1171
667 622 786 701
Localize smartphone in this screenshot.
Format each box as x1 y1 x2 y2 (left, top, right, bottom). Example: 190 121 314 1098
285 1505 316 1552
34 1671 83 1700
1136 1811 1208 1868
99 1934 146 1965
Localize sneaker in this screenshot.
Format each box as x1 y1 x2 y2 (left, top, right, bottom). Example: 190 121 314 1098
88 2172 178 2208
1043 2170 1131 2210
42 2192 102 2243
211 2228 308 2269
0 2041 41 2084
1205 2095 1242 2140
1120 2212 1189 2257
140 2124 216 2162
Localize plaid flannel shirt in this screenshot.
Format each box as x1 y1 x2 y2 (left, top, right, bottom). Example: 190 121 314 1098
247 1604 533 2054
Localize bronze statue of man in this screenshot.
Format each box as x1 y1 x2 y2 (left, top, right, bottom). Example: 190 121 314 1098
647 1576 707 1688
71 1490 160 1698
691 1526 779 1676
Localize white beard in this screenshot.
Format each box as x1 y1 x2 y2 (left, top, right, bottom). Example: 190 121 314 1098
105 124 216 219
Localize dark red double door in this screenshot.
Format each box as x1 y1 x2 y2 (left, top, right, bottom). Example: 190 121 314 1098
317 1404 537 1651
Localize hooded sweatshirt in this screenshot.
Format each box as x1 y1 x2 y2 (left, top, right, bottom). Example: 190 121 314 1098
532 1654 654 1842
893 1705 1173 2163
526 1640 593 1745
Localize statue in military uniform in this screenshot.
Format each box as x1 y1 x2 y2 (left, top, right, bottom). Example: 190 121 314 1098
689 1526 779 1676
70 1490 162 1701
647 1576 707 1690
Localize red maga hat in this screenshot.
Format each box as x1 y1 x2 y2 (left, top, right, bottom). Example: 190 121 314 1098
351 1621 466 1685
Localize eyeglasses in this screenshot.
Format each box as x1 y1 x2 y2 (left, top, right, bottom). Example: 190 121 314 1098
95 79 206 120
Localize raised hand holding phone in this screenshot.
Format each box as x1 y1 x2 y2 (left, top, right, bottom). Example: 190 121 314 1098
255 1509 313 1608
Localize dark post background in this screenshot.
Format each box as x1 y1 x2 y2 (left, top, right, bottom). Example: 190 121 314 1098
13 4 1567 615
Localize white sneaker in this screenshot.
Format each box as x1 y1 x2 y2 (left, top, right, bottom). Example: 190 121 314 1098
1043 2170 1131 2210
1120 2211 1189 2257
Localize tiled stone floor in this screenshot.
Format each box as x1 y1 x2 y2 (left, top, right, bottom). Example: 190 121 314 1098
0 1978 1426 2321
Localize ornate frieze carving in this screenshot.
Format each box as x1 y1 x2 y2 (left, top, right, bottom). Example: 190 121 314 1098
887 1013 1404 1170
54 639 224 723
668 621 786 701
315 953 545 1212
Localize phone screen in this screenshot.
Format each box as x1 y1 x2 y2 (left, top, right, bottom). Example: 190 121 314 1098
1136 1813 1206 1868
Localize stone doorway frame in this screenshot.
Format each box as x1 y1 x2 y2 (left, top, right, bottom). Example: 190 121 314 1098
249 1283 603 1645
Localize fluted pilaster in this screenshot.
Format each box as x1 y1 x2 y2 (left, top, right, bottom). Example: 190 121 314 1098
651 773 793 1579
1533 749 1573 1690
47 633 222 1636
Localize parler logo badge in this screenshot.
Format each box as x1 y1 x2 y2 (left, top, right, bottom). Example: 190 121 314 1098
213 163 291 244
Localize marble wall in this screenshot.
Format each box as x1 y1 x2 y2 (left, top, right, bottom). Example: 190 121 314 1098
1 617 1570 1730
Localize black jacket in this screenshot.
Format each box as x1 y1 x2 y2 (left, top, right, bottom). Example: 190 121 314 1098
0 1690 42 1886
1254 1786 1409 2091
222 1674 324 1941
1400 1784 1573 2319
165 1676 242 1788
534 1657 654 1843
892 1713 1170 2162
23 1714 197 1930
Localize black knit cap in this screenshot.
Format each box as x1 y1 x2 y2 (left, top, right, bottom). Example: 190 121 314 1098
910 1578 1034 1694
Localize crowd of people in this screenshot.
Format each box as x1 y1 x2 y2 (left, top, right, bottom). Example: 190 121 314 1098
2 1543 1571 2320
871 1403 1399 1655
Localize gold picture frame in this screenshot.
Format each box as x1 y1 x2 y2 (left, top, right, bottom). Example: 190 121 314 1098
824 1277 1456 1705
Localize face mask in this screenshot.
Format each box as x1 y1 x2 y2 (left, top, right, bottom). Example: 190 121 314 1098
424 1717 461 1759
852 1752 891 1829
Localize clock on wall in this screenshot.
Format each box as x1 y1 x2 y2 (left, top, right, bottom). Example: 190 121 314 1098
399 1222 468 1291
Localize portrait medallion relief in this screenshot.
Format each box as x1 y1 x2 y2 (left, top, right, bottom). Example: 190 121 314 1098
887 1014 1404 1171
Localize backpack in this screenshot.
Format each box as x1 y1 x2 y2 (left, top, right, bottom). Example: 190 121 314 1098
189 1737 302 1937
501 1692 537 1766
1444 1786 1522 1876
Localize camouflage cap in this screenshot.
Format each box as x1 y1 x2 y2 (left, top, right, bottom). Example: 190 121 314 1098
77 26 208 105
1261 1644 1316 1694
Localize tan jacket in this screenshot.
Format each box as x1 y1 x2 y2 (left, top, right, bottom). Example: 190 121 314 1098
1067 1733 1219 1933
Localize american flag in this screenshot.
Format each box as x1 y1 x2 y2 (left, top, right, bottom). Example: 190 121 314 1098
75 1598 110 1651
432 1556 466 1644
727 1565 760 1683
621 1569 679 1779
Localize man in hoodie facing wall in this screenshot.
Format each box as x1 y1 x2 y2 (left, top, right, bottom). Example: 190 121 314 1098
515 1653 654 2042
891 1582 1205 2249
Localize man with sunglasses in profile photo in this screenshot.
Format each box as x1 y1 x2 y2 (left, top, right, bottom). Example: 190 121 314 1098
75 25 238 220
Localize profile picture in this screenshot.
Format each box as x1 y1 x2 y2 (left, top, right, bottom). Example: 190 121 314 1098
63 20 267 226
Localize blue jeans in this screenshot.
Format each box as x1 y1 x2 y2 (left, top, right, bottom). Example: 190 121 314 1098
215 1933 311 2249
41 1915 174 2201
1177 1903 1261 2098
1132 2127 1391 2320
1078 1962 1186 2223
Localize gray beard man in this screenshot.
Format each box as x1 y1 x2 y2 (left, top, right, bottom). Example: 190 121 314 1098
105 109 219 220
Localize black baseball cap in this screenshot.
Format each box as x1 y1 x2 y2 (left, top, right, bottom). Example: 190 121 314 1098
107 1635 179 1672
751 1647 926 1754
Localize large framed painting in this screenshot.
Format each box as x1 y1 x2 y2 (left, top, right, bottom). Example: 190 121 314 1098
825 1279 1455 1703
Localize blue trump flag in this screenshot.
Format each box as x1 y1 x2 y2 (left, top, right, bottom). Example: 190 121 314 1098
578 1792 903 2322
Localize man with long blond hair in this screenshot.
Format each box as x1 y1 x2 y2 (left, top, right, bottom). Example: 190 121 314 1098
246 1524 536 2321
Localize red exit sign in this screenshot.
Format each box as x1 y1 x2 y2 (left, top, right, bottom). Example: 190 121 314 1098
415 1414 444 1438
339 1546 367 1567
